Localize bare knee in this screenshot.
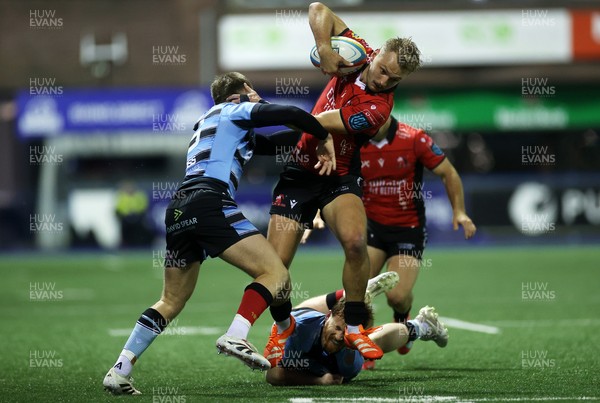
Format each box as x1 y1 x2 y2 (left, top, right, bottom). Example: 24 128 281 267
340 232 367 261
387 289 413 312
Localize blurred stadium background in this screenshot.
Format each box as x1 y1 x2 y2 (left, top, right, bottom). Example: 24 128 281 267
0 0 599 251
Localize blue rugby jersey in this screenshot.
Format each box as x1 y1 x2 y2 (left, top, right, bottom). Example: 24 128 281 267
181 100 328 198
184 102 255 197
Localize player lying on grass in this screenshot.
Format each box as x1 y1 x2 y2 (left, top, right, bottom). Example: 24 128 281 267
103 72 336 395
265 272 448 386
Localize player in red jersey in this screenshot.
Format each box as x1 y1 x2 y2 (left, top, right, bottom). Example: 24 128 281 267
361 116 476 359
305 115 476 367
264 1 423 366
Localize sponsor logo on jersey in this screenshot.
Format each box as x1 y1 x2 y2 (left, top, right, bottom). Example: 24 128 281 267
174 209 183 221
431 143 443 156
272 194 286 207
339 139 352 156
348 112 372 131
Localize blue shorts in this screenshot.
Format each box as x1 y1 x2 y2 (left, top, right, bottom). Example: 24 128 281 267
164 179 259 266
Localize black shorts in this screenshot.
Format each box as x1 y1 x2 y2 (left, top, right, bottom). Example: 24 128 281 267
164 179 260 266
367 218 427 259
269 166 363 227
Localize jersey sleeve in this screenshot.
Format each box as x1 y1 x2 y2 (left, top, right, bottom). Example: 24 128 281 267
224 102 254 122
339 95 391 137
414 130 446 170
339 28 374 57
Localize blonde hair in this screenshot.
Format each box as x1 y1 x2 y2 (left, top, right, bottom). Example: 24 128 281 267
383 37 422 74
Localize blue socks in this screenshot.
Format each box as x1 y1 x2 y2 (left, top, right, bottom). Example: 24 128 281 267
113 308 168 376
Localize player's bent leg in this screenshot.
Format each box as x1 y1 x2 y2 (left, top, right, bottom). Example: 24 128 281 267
267 214 305 269
367 323 409 353
367 246 388 278
220 233 290 293
367 308 449 355
385 254 420 355
386 254 420 317
152 261 201 320
321 194 370 304
322 195 381 358
298 270 400 314
218 234 291 370
104 261 201 395
296 294 330 312
265 216 300 331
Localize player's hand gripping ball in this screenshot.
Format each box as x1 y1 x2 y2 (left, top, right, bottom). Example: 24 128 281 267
310 36 367 76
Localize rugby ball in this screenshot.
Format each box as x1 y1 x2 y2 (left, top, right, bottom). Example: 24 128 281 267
310 36 367 75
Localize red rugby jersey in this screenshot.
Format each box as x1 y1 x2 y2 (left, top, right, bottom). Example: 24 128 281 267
361 119 446 228
295 28 394 176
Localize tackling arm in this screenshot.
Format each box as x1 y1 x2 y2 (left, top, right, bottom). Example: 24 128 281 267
248 104 328 140
313 110 348 135
248 104 336 175
432 159 477 239
254 129 301 156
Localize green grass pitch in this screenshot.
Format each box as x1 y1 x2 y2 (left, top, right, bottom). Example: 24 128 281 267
1 246 599 402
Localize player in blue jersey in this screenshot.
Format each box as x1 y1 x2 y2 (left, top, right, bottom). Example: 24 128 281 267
103 72 336 395
265 272 449 385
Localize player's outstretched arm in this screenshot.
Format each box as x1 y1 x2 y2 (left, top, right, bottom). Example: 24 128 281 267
254 130 300 156
313 110 349 135
308 2 352 75
266 367 343 386
249 104 328 140
432 159 477 239
247 104 336 175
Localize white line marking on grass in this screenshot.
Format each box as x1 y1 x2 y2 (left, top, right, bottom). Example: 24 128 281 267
468 398 599 402
290 399 422 402
439 316 501 334
484 318 600 328
108 326 222 337
289 397 599 402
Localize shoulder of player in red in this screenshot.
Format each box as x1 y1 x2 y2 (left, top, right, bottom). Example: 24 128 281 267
339 91 393 137
338 28 375 57
390 120 446 168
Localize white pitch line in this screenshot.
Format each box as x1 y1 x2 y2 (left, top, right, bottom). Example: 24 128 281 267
483 318 600 328
108 326 222 337
438 316 501 334
289 396 599 402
